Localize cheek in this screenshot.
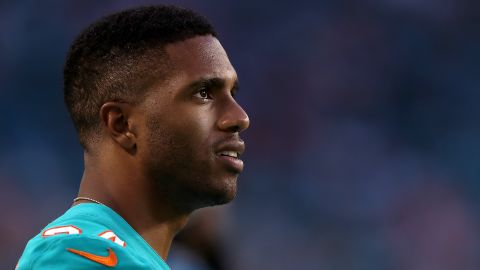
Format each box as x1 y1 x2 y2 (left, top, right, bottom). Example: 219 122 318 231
171 107 216 147
144 107 216 162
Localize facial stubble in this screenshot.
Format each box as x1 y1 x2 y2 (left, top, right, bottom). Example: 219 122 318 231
143 113 238 212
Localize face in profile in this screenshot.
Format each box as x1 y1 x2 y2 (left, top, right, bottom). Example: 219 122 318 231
137 35 250 210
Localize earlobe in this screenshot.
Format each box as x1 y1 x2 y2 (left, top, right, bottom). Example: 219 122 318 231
100 102 137 152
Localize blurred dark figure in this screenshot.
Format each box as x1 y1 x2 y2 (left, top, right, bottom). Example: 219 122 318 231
169 208 232 270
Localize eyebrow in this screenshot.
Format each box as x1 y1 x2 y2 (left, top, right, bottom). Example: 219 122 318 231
187 76 239 95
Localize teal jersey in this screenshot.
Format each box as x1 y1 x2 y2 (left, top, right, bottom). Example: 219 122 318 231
17 203 170 270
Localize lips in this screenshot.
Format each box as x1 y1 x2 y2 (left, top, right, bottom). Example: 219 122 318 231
214 139 245 173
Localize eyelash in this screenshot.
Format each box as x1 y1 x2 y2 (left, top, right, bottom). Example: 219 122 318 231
193 87 238 101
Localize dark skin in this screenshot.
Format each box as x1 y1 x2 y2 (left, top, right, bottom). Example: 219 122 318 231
74 35 249 260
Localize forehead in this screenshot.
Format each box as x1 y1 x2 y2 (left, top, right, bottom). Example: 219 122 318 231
164 35 237 82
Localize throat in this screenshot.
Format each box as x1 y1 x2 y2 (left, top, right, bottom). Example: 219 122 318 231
136 215 190 260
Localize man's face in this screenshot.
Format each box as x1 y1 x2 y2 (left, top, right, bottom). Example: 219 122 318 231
137 35 249 210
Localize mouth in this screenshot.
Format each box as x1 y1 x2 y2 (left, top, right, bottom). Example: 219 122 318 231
219 151 240 158
215 154 243 173
215 141 245 173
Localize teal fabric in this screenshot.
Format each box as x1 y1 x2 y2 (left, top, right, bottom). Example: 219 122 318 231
17 203 170 269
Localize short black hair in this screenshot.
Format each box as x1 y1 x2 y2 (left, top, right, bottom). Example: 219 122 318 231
64 5 217 150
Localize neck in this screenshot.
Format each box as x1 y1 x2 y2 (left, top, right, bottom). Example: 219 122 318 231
76 152 191 260
130 214 190 259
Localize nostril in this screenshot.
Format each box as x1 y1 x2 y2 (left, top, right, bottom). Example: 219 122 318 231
220 122 248 133
227 125 241 133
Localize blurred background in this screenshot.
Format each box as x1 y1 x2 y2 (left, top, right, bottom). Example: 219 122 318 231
1 0 480 269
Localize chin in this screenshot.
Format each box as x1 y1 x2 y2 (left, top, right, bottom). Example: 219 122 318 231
195 176 238 208
210 188 237 206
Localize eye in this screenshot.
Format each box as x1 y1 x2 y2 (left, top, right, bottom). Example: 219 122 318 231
194 87 212 100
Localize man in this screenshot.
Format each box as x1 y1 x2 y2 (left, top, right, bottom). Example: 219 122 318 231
17 5 249 269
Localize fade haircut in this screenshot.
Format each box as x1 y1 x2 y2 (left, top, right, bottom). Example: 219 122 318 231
64 5 216 151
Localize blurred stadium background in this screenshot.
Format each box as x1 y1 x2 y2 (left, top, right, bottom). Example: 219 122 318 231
1 0 480 269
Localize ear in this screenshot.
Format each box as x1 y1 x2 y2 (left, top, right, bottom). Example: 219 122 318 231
99 102 137 152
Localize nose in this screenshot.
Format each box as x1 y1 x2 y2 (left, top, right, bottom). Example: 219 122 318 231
217 99 250 133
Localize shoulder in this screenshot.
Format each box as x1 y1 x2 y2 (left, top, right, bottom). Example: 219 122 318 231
17 225 149 270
